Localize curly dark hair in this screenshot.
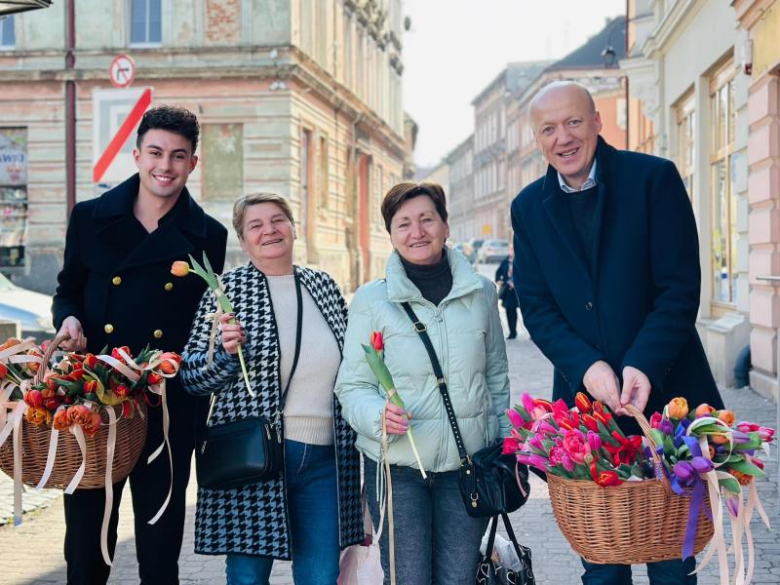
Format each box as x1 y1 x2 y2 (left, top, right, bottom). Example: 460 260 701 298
136 105 200 153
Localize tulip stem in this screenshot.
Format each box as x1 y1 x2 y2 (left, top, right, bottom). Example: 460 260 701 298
235 343 254 398
405 425 427 479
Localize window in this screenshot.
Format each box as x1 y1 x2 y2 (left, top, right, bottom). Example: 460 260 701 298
300 128 313 243
202 124 244 200
319 135 329 209
374 165 383 226
0 16 14 48
130 0 161 45
709 62 738 306
675 91 696 201
0 128 28 268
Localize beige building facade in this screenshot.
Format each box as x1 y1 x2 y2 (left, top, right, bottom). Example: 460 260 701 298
0 0 409 293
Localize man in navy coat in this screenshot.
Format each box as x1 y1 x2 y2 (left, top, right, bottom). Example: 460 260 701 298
53 106 227 585
511 81 722 584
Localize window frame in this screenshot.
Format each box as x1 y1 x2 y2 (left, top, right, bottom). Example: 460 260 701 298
0 15 15 49
129 0 162 48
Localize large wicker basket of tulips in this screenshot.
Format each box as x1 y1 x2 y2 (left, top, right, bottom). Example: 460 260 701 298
0 335 179 490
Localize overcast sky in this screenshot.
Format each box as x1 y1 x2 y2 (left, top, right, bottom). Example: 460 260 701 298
402 0 626 168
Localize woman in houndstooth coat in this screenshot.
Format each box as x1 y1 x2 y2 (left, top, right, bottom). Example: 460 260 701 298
180 193 362 585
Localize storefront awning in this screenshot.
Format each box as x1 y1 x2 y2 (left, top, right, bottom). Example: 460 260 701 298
0 1 52 16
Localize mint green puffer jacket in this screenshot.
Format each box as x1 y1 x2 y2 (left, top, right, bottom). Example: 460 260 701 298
335 247 510 473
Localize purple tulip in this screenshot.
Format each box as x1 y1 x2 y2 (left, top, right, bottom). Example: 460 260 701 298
673 461 695 482
730 430 751 444
690 456 714 474
659 420 674 435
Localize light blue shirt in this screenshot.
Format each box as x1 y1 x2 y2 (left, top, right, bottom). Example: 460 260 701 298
558 160 598 193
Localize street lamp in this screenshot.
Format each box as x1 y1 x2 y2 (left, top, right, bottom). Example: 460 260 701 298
0 1 52 16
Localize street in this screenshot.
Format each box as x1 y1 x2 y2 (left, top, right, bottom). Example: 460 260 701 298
0 264 778 584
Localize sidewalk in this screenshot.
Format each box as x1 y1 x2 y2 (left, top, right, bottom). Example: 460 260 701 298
0 325 778 583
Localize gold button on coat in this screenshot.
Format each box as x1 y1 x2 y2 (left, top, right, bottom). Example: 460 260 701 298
164 282 173 291
104 323 114 334
112 276 122 285
153 329 163 339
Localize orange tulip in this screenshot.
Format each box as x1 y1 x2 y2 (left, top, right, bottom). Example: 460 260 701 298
147 371 163 385
82 412 102 437
53 408 71 431
170 261 190 277
667 397 689 419
25 407 50 426
0 338 21 351
717 410 736 426
695 403 716 418
83 379 98 395
84 353 99 369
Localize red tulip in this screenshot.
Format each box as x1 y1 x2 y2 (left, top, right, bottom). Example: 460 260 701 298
370 331 384 352
0 363 7 379
83 380 98 395
113 383 129 399
111 346 132 363
25 389 43 409
574 392 592 414
84 353 99 369
581 413 600 433
147 372 163 385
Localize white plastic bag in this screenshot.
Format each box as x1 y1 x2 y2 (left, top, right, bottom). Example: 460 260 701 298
480 531 522 572
338 540 384 585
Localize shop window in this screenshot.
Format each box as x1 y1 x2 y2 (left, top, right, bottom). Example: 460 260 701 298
0 128 28 268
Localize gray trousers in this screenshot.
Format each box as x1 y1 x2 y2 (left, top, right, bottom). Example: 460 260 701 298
364 458 489 585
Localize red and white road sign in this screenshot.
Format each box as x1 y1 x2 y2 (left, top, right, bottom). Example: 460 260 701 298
92 87 153 184
110 54 136 88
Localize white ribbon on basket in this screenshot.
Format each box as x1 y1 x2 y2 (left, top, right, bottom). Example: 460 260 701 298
100 405 118 567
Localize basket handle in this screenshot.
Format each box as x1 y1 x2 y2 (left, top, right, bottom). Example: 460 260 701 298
622 403 668 483
33 332 71 386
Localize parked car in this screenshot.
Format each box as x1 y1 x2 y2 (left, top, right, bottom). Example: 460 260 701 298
0 272 55 340
478 239 509 264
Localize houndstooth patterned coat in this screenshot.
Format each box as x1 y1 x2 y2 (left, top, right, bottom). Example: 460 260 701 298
180 263 363 559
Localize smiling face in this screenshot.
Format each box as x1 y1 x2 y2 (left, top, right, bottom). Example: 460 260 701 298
531 83 602 190
389 195 449 266
133 129 198 201
239 202 295 269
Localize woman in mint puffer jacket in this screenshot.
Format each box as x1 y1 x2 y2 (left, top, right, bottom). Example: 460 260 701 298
335 181 511 585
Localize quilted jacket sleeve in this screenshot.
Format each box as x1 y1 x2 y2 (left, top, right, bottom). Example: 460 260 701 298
180 283 240 396
335 284 399 443
481 277 511 438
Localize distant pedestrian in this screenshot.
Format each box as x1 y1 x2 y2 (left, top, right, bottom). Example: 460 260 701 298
336 182 511 585
510 80 723 584
52 106 227 585
180 193 362 585
495 245 519 339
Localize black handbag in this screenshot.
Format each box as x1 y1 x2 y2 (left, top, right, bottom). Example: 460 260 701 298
401 303 529 518
196 273 303 491
476 513 536 585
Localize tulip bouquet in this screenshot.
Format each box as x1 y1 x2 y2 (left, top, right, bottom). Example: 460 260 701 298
171 254 253 396
503 392 650 486
362 331 427 479
648 397 774 566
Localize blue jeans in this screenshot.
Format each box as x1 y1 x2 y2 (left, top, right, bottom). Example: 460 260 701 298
364 458 489 585
581 557 697 584
225 440 340 585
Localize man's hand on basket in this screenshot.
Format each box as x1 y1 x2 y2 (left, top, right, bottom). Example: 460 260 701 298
583 360 622 414
384 402 411 436
619 366 651 416
57 316 87 351
219 312 247 355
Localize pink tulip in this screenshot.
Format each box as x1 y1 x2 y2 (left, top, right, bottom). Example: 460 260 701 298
506 408 525 429
562 429 590 464
502 437 520 455
587 431 602 452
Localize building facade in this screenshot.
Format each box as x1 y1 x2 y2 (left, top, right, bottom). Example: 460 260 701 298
622 0 752 388
0 0 409 293
446 134 473 243
734 0 780 401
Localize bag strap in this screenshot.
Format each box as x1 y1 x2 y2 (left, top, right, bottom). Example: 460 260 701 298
278 270 304 413
500 512 531 565
483 515 500 560
400 302 469 462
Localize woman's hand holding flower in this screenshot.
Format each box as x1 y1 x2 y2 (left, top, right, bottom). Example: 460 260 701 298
219 313 247 355
384 402 411 435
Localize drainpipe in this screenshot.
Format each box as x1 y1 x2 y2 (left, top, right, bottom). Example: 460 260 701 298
65 0 76 216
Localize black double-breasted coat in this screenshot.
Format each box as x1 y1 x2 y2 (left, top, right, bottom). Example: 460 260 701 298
511 137 722 434
52 173 227 583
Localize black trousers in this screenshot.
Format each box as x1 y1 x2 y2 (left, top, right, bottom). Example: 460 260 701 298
504 305 518 338
63 395 208 585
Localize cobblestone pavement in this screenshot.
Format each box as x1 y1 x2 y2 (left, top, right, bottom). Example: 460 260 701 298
1 298 778 584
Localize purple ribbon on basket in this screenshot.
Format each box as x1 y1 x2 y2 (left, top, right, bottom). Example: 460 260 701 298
669 436 714 560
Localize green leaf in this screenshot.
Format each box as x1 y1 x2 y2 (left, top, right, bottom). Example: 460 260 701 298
718 477 742 494
202 251 215 277
728 458 766 478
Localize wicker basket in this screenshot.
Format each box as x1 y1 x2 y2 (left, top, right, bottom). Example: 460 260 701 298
546 404 714 565
0 334 148 490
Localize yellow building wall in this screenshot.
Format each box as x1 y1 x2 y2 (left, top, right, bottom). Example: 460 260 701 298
752 1 780 76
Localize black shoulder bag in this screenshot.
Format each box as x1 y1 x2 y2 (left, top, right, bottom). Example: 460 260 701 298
400 302 529 518
197 273 303 491
476 513 536 585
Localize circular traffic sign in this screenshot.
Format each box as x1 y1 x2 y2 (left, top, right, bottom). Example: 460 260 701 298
109 54 136 88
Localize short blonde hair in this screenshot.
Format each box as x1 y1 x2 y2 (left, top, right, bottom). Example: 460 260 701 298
232 193 295 240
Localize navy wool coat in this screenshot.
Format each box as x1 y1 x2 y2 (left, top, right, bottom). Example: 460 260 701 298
511 137 722 431
180 264 363 559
